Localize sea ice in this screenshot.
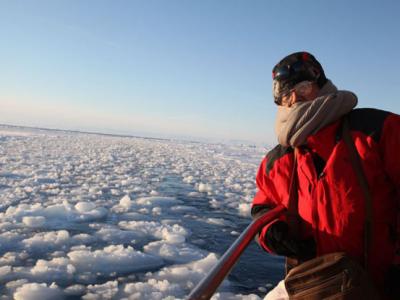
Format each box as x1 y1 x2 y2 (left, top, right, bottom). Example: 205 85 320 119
83 280 119 299
75 202 97 213
198 183 213 193
67 244 164 275
13 282 63 300
0 125 274 299
22 230 71 253
143 241 207 264
22 216 46 228
123 279 182 300
30 257 76 283
120 195 132 208
136 196 183 207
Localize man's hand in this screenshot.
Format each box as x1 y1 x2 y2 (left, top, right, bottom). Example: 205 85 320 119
265 221 316 260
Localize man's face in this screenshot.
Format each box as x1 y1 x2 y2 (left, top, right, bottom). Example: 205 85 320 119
279 81 319 108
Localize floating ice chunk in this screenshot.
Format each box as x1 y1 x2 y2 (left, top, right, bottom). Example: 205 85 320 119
50 251 67 258
209 198 223 209
0 265 12 279
44 203 72 218
238 203 251 216
139 208 149 214
0 232 23 252
30 201 104 223
243 182 255 189
77 206 108 221
71 233 96 245
150 190 159 196
75 202 96 213
143 241 207 264
14 282 63 300
198 183 213 193
30 257 76 282
224 192 238 199
5 203 43 217
67 245 164 275
0 221 16 231
123 279 182 300
206 218 234 227
95 226 139 244
3 251 29 266
110 189 120 196
152 207 162 215
183 175 195 183
170 205 198 213
22 230 70 252
83 281 118 300
231 183 242 191
5 279 29 291
162 230 185 244
26 202 108 223
24 186 33 193
136 197 182 207
3 201 108 227
118 220 159 237
119 195 132 208
151 253 220 291
0 252 17 266
132 186 143 192
64 284 86 296
22 216 46 228
187 191 202 197
119 221 188 243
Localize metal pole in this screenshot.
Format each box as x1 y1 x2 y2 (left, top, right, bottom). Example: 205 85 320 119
187 205 285 300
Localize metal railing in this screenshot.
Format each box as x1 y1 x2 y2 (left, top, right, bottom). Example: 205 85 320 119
187 205 286 300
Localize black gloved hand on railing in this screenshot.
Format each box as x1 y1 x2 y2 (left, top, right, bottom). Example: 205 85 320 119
385 264 400 297
265 220 316 260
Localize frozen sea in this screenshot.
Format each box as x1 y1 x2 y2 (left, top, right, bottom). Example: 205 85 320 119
0 125 284 300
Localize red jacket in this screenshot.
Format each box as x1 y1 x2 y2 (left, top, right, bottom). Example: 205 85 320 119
252 108 400 292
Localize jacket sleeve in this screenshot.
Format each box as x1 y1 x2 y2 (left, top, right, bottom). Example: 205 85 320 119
379 112 400 268
380 113 400 188
251 156 289 253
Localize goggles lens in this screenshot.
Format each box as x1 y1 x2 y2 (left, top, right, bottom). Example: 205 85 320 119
273 80 313 106
272 60 306 81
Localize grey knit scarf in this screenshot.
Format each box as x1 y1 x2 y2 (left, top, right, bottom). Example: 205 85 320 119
275 80 358 147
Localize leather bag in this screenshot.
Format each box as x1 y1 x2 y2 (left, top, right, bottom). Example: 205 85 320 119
285 252 379 299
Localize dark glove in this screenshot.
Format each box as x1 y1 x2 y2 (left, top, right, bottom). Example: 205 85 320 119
265 221 316 260
385 265 400 297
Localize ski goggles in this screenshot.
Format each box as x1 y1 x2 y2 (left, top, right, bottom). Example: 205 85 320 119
273 80 314 106
272 60 308 81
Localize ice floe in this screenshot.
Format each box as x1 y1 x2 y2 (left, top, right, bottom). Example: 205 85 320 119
0 125 278 299
13 282 63 300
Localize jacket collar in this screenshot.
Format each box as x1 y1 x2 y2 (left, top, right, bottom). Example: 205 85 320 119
305 119 342 161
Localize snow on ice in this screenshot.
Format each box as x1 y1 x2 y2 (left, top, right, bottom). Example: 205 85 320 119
0 125 282 299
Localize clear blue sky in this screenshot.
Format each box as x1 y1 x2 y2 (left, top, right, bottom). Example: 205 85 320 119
1 1 399 145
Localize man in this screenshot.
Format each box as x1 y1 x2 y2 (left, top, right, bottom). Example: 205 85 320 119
252 52 400 298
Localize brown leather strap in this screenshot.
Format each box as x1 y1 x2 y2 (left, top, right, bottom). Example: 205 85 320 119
287 148 300 238
286 148 300 275
342 117 373 270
